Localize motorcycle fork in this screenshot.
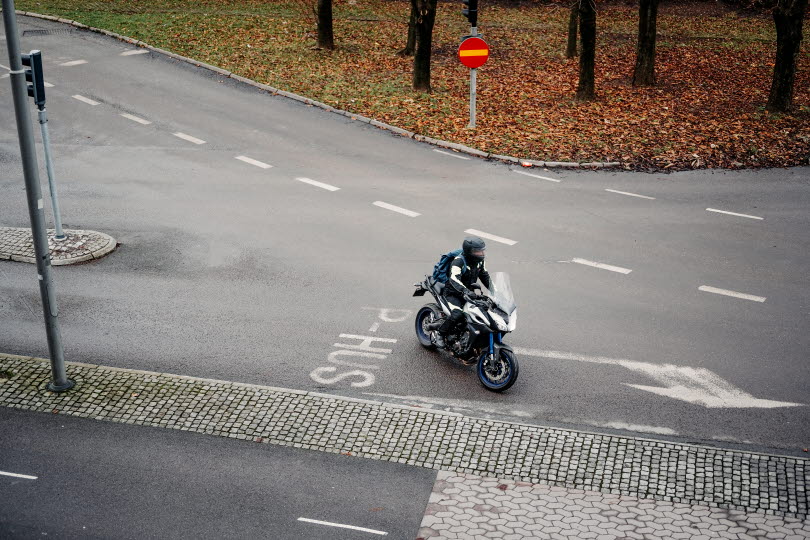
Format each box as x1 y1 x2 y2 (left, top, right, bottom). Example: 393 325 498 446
487 333 503 363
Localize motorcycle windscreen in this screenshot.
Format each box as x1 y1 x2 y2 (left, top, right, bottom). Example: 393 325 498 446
488 272 516 313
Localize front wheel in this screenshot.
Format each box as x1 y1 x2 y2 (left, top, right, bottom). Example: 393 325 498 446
478 348 519 392
415 303 442 349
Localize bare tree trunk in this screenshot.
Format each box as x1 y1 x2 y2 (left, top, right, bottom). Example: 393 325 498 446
767 0 808 112
413 0 437 92
632 0 659 86
576 0 596 101
398 0 418 56
317 0 335 50
566 2 579 58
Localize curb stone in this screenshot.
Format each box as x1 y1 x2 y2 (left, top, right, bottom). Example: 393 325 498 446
15 10 621 170
1 353 807 520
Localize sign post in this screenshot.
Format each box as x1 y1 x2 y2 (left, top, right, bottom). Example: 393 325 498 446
22 50 66 240
458 34 489 129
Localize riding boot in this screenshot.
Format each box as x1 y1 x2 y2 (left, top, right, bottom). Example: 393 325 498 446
433 333 446 349
435 315 457 349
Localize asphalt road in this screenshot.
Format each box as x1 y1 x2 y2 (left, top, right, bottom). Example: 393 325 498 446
0 407 434 539
1 16 809 454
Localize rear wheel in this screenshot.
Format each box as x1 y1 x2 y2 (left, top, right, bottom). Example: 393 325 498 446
478 348 519 392
415 303 442 349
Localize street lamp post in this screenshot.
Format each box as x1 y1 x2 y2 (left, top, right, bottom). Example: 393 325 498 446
2 0 73 391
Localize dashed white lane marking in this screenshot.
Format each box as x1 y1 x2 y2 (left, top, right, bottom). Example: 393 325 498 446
699 286 766 303
373 201 420 218
464 228 517 246
434 149 470 160
297 517 387 536
60 59 87 67
571 258 632 274
44 82 54 88
72 95 99 106
512 170 561 183
605 188 655 200
0 73 7 79
173 132 206 145
120 49 149 56
368 322 380 332
295 177 340 191
0 470 37 480
121 113 151 125
235 155 272 169
706 208 763 220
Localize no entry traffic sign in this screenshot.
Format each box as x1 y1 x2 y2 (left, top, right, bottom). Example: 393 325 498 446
458 36 489 69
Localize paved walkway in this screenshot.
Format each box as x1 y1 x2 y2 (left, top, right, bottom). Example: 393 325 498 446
0 353 807 539
0 227 116 265
420 472 808 539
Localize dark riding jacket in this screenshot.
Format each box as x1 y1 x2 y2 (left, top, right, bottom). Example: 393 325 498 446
447 256 492 298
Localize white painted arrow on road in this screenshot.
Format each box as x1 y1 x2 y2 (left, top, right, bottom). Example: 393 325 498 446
515 348 804 409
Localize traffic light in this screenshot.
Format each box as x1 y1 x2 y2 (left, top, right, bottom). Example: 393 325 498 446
21 50 46 109
462 0 478 27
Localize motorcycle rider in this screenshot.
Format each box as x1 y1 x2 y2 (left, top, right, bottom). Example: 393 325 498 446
435 236 492 349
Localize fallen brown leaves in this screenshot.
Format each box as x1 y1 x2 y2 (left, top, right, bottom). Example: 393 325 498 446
20 0 810 170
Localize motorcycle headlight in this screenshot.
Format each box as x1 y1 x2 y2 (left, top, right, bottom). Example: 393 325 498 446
490 312 509 332
507 309 517 331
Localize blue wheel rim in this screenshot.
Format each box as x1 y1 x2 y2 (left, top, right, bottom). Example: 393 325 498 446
478 352 512 389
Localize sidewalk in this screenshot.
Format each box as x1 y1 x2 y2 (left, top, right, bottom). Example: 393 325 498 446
0 227 116 265
1 353 807 539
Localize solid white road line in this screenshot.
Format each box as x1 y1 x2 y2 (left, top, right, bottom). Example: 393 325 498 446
0 73 7 79
173 132 206 145
571 258 632 274
44 81 54 88
121 113 151 125
373 201 420 217
464 228 517 246
512 170 561 183
120 49 149 56
699 286 766 303
60 59 87 66
605 188 655 200
235 155 272 169
295 177 340 191
434 149 470 160
297 517 387 536
72 95 99 106
0 63 10 70
0 470 37 480
706 208 763 220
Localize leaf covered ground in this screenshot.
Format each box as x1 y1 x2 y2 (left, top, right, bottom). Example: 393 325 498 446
14 0 810 170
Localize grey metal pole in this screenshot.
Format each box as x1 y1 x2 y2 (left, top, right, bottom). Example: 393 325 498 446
37 106 66 240
469 68 477 129
468 26 478 129
2 0 74 392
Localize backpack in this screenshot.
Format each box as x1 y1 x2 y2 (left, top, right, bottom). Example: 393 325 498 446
432 249 467 283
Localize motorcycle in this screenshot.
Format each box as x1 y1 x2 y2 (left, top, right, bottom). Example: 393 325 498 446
412 271 519 392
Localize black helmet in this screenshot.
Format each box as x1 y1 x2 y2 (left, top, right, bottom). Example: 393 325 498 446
462 236 486 264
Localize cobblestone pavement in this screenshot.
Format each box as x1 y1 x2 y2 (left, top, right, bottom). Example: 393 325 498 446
1 353 808 537
419 471 809 539
0 226 116 265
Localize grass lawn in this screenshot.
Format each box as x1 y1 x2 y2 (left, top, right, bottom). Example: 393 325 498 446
13 0 810 169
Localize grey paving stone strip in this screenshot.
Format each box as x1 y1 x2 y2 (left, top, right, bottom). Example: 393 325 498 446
0 353 807 521
0 226 116 265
